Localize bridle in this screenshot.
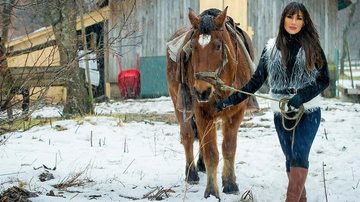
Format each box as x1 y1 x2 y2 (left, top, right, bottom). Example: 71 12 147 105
190 28 234 96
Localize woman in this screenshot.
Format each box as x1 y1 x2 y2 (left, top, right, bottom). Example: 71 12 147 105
215 2 329 201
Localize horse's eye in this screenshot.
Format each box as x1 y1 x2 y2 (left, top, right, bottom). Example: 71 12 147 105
215 44 221 51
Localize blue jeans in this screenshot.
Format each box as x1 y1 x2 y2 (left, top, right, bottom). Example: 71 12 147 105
274 108 321 172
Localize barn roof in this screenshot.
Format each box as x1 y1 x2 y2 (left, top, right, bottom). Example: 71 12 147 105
7 6 110 49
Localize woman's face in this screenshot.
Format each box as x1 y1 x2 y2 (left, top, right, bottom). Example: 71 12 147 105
284 11 304 35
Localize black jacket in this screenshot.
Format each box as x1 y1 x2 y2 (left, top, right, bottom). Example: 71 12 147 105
219 38 330 108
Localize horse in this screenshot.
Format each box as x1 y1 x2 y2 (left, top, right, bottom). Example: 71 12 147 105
166 7 256 199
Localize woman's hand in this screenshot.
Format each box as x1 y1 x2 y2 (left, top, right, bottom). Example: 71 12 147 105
287 95 302 109
214 99 234 112
214 92 247 112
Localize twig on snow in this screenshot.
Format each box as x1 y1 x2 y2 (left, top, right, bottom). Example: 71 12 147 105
322 162 328 202
122 159 135 174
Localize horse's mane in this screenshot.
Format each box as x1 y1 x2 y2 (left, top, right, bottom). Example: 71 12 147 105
198 9 221 35
199 8 237 34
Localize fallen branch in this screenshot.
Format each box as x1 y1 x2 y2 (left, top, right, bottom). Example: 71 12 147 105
118 193 140 200
119 186 175 201
324 128 328 140
0 186 38 201
122 159 135 174
0 171 25 177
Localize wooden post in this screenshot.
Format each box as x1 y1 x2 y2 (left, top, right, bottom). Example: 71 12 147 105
103 20 111 99
346 42 354 88
323 65 337 98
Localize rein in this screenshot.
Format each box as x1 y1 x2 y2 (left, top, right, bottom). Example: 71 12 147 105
220 84 304 151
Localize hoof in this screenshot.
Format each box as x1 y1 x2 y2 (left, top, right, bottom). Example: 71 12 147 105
185 165 199 184
197 157 206 173
204 185 220 200
222 181 239 194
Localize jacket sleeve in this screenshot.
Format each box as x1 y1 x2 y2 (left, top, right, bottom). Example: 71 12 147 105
241 48 269 95
296 48 330 103
225 48 269 104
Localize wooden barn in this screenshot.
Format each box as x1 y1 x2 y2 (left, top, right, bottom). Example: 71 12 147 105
5 6 110 103
5 0 344 102
111 0 340 98
107 0 199 98
109 0 254 98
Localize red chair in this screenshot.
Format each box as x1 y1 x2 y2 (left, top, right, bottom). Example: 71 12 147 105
116 54 140 98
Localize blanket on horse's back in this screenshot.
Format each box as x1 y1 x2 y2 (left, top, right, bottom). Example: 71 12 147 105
166 30 189 63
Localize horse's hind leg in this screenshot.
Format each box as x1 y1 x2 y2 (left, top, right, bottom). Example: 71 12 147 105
180 123 199 184
221 109 246 194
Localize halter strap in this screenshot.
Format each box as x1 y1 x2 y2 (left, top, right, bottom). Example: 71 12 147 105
192 33 231 96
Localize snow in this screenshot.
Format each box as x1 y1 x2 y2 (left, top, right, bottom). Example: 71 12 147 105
1 95 360 202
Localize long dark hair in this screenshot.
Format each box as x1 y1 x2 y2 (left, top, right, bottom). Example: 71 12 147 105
276 2 324 70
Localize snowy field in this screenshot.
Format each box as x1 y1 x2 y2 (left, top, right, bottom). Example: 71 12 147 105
0 96 359 202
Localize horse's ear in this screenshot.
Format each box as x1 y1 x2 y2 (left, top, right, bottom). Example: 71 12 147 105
188 8 200 29
214 6 228 29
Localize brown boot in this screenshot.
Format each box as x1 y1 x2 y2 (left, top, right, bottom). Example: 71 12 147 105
285 167 308 202
287 172 307 202
299 187 307 202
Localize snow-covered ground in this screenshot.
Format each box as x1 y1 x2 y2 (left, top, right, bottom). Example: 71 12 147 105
0 96 359 202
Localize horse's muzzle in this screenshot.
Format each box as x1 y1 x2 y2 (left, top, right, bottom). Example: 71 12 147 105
193 86 213 102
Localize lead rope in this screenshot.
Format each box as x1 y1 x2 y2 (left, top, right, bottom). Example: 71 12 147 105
278 97 305 151
220 84 304 151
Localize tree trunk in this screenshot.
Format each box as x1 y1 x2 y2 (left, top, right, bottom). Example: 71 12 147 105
340 2 357 76
0 0 17 120
49 0 93 116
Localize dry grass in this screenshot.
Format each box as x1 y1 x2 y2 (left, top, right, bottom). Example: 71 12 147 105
52 164 93 190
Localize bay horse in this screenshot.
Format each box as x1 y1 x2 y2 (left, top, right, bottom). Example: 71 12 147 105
166 7 256 199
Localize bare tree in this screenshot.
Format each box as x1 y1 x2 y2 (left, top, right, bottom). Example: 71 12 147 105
1 0 20 121
44 0 93 116
1 0 140 134
1 0 65 133
340 0 360 75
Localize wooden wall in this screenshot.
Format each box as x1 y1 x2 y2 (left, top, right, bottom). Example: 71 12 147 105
200 0 250 35
248 0 338 65
108 0 199 83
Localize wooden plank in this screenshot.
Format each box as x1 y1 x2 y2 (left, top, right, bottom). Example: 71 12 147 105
7 46 60 68
8 40 57 57
337 85 360 95
8 66 67 86
346 88 360 95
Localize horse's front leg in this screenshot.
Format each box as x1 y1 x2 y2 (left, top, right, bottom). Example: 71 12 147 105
180 122 199 184
221 109 246 194
197 149 206 172
196 115 220 199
